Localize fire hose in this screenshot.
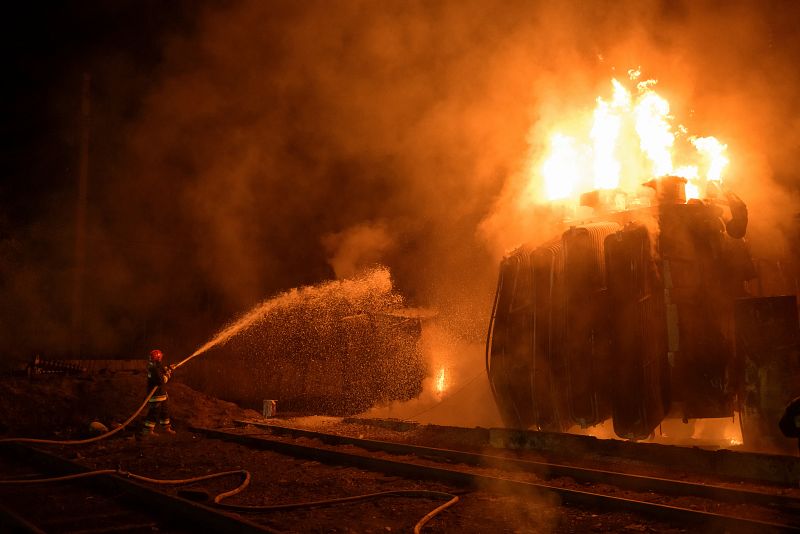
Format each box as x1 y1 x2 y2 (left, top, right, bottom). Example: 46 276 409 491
0 357 193 446
0 360 460 530
0 387 158 446
0 468 458 533
174 350 203 370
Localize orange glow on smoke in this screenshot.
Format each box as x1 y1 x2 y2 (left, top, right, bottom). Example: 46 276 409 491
535 70 729 206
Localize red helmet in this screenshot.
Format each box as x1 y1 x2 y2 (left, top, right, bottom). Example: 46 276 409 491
149 349 163 362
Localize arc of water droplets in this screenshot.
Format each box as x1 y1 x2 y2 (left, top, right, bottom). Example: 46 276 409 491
176 267 397 369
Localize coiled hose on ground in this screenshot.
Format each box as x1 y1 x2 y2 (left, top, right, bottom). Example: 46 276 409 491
0 386 158 445
0 467 458 533
0 371 460 530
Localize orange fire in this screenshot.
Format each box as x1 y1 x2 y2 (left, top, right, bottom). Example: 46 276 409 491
435 366 448 395
532 70 728 208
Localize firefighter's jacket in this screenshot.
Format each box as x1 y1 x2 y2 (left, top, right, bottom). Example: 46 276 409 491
147 361 172 402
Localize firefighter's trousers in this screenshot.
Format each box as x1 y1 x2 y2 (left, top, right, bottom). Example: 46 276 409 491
144 394 171 430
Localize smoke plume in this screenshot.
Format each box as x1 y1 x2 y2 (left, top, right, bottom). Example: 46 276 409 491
3 1 800 384
322 222 394 279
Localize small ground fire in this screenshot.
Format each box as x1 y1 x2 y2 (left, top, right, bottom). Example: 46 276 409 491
435 366 448 396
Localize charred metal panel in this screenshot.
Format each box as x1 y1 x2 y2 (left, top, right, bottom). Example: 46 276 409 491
561 222 620 427
487 252 536 429
530 239 569 431
659 203 736 419
605 223 669 440
488 238 572 431
736 296 800 451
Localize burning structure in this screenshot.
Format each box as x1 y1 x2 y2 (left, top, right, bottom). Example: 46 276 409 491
486 73 800 449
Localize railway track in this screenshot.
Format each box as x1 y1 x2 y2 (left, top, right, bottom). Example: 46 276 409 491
0 443 278 534
194 421 800 533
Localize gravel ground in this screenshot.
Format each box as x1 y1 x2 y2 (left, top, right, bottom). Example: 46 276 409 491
70 431 684 533
0 373 784 532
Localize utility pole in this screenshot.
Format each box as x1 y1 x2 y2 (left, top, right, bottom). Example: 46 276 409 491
71 73 90 357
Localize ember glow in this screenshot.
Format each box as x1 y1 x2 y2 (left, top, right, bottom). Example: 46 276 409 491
435 366 448 396
534 70 729 206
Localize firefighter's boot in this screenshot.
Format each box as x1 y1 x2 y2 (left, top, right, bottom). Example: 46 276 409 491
140 422 157 438
160 421 176 435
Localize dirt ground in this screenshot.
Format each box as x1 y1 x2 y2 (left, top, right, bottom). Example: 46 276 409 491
0 371 262 438
0 373 691 532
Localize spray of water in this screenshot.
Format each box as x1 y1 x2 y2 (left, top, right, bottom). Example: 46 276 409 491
177 265 425 413
176 266 398 369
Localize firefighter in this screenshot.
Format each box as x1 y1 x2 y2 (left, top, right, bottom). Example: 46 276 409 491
141 349 176 437
779 396 800 454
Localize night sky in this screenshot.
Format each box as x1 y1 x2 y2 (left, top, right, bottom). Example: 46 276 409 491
1 1 227 361
2 1 800 365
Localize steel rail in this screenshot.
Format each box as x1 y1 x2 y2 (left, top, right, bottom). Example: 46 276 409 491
196 425 799 533
343 417 800 487
0 443 279 534
232 419 800 512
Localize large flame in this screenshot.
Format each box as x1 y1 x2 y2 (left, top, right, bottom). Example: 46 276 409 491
534 71 729 207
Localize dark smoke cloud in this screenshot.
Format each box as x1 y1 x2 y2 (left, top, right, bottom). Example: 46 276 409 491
3 0 800 364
